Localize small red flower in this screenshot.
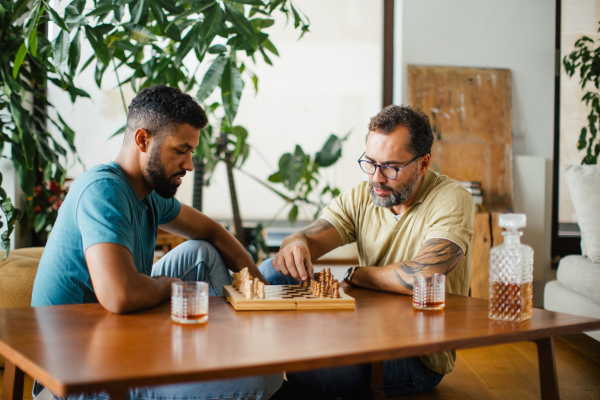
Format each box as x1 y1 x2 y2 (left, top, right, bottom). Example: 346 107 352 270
34 186 43 196
49 181 61 194
49 195 57 203
52 201 63 211
34 205 42 213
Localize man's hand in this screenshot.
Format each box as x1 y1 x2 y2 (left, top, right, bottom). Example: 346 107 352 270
273 241 314 281
161 204 268 283
272 219 343 281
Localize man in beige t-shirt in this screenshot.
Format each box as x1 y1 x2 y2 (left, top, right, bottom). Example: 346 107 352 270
259 105 475 399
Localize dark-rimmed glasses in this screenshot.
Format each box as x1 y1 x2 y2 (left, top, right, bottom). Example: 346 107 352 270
357 152 422 180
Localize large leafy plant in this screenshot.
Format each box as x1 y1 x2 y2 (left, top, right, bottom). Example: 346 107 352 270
1 0 82 256
2 0 309 254
245 133 348 224
563 26 600 165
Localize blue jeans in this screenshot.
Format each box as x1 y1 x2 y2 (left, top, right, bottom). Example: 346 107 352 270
259 258 444 398
34 241 283 400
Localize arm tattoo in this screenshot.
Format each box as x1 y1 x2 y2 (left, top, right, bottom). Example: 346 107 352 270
299 219 334 237
393 239 464 289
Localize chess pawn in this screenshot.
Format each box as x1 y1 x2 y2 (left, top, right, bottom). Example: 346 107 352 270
245 279 253 299
320 282 326 297
332 281 340 298
253 277 259 294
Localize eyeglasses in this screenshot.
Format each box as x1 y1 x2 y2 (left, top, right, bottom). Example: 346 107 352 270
357 152 422 180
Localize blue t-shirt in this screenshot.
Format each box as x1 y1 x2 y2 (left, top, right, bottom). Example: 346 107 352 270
31 162 181 306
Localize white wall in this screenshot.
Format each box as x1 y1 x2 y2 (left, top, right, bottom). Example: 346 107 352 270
46 0 383 225
398 0 556 299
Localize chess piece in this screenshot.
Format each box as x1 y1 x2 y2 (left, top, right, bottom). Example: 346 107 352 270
253 277 259 295
332 281 340 298
245 279 253 299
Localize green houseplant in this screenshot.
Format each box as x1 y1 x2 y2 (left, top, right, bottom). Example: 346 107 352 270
1 0 83 256
2 0 309 254
563 26 600 165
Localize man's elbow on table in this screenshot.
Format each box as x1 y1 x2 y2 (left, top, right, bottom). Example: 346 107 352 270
97 287 132 315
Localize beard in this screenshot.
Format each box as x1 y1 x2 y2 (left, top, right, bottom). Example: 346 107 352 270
369 166 420 208
145 145 185 199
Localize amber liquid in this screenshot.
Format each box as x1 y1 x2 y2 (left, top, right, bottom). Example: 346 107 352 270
171 312 208 324
413 300 445 310
489 281 533 322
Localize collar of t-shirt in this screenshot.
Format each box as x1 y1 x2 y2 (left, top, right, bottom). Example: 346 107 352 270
393 212 404 221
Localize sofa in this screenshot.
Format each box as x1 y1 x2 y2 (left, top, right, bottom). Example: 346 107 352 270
544 165 600 341
0 247 45 367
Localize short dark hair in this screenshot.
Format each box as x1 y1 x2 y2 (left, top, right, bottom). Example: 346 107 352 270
125 85 208 142
367 105 433 157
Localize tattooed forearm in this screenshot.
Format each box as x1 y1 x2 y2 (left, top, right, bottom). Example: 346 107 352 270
299 219 334 237
351 239 464 295
393 267 413 291
393 239 464 286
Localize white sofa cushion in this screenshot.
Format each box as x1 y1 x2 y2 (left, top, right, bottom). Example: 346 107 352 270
563 164 600 262
556 255 600 303
544 280 600 342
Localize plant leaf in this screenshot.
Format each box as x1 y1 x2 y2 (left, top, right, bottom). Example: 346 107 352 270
44 2 70 32
230 0 264 5
262 37 278 56
224 3 258 49
84 26 110 65
124 23 156 43
11 146 35 199
208 44 227 54
109 124 127 139
68 28 82 75
221 59 243 123
288 204 298 224
198 4 224 54
12 43 28 79
28 28 38 57
196 55 227 103
315 134 343 167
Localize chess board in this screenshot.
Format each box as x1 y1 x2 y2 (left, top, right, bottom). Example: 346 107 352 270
223 285 355 311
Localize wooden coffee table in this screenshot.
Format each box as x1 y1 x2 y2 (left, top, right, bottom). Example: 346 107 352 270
1 289 599 400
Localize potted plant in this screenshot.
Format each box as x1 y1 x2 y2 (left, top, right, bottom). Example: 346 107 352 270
3 0 310 255
563 25 600 165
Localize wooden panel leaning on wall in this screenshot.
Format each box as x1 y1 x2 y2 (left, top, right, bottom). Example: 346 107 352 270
470 212 504 300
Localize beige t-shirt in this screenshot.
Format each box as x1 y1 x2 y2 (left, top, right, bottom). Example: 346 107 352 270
321 169 475 374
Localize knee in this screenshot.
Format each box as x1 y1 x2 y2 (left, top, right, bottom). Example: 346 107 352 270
258 258 277 282
255 374 283 399
184 239 218 255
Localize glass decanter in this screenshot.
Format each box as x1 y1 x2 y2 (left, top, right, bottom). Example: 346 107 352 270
488 213 534 322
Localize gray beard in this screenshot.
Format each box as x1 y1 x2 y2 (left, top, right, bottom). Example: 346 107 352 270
369 167 420 208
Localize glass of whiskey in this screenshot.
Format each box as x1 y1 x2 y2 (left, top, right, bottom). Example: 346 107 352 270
413 273 445 310
171 282 208 324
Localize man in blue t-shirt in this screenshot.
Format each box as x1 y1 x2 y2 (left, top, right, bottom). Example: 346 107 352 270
31 85 281 400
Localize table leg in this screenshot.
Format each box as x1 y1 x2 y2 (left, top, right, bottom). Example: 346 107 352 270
2 360 24 400
535 337 560 400
370 361 386 400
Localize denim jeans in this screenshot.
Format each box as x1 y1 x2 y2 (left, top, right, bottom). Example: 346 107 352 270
258 258 444 398
33 241 283 400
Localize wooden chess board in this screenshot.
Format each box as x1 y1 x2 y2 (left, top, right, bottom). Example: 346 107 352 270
223 285 355 311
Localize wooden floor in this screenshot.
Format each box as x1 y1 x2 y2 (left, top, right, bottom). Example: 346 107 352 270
1 334 599 400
